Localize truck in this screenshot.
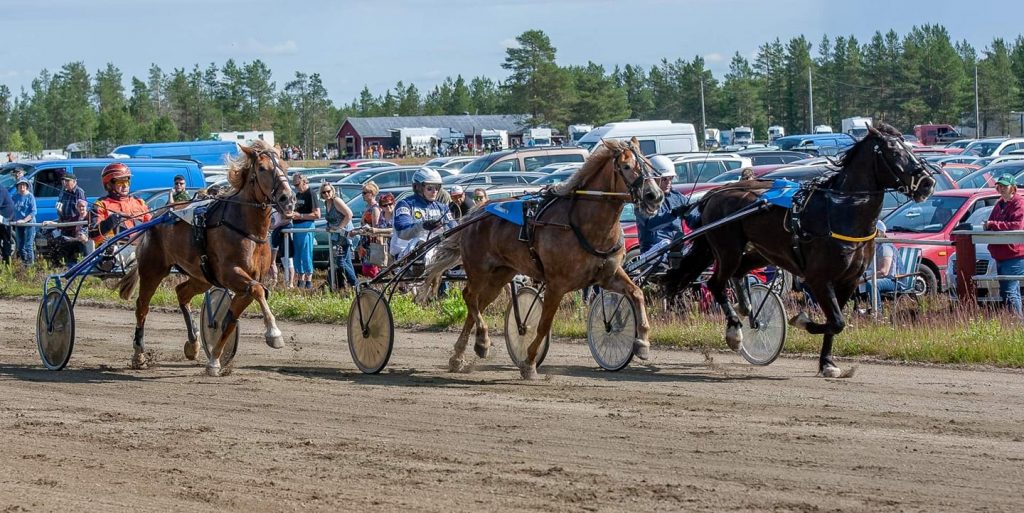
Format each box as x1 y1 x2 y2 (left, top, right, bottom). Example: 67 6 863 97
480 129 509 151
523 128 553 147
913 124 964 146
813 125 834 134
841 117 872 140
768 125 785 143
732 126 753 145
704 128 721 149
576 120 699 155
567 124 593 145
210 130 275 147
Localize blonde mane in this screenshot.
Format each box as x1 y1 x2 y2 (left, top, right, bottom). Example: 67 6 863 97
550 139 625 196
226 139 279 191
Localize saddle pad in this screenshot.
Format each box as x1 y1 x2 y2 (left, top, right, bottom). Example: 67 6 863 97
761 179 801 209
484 195 540 226
169 200 214 225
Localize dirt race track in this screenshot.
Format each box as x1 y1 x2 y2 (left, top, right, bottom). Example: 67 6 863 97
1 297 1023 512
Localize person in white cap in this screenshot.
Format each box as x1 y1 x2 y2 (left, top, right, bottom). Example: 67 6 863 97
447 184 473 220
858 220 898 312
635 155 688 253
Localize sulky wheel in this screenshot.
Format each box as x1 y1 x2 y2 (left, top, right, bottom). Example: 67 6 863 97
347 288 394 374
200 288 240 367
36 288 75 370
504 286 549 368
586 291 637 371
739 284 787 366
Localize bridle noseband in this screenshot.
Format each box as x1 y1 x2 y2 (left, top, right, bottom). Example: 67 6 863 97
872 136 934 197
249 149 294 213
613 146 658 205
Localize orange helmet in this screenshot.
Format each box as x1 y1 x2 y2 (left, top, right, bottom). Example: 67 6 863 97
101 162 132 189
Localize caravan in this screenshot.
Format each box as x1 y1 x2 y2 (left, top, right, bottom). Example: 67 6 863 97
576 120 699 155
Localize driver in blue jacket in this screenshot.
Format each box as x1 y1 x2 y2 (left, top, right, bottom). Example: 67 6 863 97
636 155 688 253
391 167 457 259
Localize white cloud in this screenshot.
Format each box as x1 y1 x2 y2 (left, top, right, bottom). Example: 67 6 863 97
218 38 298 56
704 52 725 63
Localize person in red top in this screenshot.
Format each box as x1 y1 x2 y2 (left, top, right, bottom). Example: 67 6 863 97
90 162 152 245
984 173 1024 317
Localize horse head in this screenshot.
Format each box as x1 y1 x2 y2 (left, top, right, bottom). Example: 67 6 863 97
237 141 296 214
864 123 936 203
607 137 664 217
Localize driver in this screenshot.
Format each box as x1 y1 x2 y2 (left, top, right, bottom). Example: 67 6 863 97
635 155 688 254
90 162 152 245
391 168 456 259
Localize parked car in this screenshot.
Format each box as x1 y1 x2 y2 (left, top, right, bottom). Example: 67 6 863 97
707 164 793 183
772 133 856 155
957 161 1024 189
944 205 1024 304
962 138 1024 157
140 187 204 211
111 140 239 167
424 156 476 171
328 159 398 172
732 149 811 166
883 189 1001 294
669 153 752 183
339 166 449 188
456 147 588 175
530 169 578 185
446 171 547 186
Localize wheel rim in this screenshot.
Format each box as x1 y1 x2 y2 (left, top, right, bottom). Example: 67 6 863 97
347 288 394 374
200 288 239 366
36 288 75 371
504 286 549 368
739 284 786 366
586 291 636 371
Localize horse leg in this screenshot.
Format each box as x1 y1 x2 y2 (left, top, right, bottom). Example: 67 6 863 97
708 266 744 352
472 273 515 359
206 293 255 377
789 281 849 377
176 277 209 360
248 281 284 349
520 289 566 380
599 266 652 360
449 281 479 372
132 265 170 369
731 277 751 317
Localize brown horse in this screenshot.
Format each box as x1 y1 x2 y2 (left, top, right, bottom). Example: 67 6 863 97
662 124 935 377
420 138 664 379
118 141 296 376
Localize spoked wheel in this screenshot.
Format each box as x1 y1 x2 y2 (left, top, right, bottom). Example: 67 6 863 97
200 288 240 367
739 284 787 366
347 288 394 374
586 291 637 371
504 286 549 368
36 288 75 370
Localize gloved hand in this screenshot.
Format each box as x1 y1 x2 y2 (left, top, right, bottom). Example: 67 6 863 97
99 212 123 233
422 218 442 231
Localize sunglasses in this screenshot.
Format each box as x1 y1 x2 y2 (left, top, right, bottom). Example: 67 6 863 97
362 190 374 195
113 178 131 186
473 196 485 200
321 189 333 195
381 203 394 207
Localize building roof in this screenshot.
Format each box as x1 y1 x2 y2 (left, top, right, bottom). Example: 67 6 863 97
338 114 529 139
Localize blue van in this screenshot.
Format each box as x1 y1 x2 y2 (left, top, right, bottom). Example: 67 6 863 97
774 133 856 156
112 140 240 167
1 158 204 222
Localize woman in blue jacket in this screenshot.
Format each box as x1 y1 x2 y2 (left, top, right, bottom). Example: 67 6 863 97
12 179 37 263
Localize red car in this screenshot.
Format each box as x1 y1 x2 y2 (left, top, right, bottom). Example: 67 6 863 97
884 189 1001 293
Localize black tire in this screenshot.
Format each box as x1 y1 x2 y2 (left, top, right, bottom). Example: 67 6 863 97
918 264 938 296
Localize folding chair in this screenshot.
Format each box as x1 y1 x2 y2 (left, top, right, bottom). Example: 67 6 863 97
881 246 924 322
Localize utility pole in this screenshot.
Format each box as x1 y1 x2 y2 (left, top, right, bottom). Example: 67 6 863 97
974 62 981 137
699 77 707 143
808 68 814 133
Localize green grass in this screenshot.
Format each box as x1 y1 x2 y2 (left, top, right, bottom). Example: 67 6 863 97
5 264 1023 367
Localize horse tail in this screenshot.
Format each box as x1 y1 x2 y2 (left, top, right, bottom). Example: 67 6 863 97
415 231 465 304
118 264 140 300
661 235 715 300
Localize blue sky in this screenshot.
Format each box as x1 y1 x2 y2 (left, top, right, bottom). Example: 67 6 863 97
1 0 1020 104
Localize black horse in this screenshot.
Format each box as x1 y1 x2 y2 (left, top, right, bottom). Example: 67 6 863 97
664 124 935 377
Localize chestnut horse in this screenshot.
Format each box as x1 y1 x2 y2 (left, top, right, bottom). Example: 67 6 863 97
420 138 664 379
119 141 296 376
662 124 935 377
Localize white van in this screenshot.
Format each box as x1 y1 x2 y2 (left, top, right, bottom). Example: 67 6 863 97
577 120 699 155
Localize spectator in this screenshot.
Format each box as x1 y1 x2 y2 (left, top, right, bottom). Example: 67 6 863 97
288 173 319 289
447 185 473 219
740 167 756 181
320 182 357 289
50 173 88 264
858 221 898 311
985 174 1024 318
89 163 152 246
0 183 12 265
472 188 488 206
12 179 37 263
358 181 382 278
169 174 191 207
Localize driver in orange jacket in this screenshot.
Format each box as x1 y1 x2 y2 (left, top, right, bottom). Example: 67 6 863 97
90 162 152 245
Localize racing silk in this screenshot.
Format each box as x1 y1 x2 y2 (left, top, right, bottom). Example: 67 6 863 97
391 193 456 257
90 195 152 244
636 189 687 253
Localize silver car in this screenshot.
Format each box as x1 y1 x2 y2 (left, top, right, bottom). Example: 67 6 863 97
946 206 1024 303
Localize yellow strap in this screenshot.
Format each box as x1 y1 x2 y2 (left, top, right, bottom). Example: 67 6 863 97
830 229 879 243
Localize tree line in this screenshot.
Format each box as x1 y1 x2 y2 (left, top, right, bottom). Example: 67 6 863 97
1 25 1022 157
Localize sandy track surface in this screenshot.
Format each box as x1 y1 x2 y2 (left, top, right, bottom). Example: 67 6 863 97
1 297 1022 512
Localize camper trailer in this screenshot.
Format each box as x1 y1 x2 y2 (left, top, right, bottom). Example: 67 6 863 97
841 117 871 139
768 125 785 143
568 124 594 145
210 130 275 147
480 129 509 151
523 128 553 147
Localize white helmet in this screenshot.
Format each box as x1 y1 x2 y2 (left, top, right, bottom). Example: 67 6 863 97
413 167 443 185
649 155 675 178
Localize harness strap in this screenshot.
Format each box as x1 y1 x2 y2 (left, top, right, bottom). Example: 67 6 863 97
830 230 879 243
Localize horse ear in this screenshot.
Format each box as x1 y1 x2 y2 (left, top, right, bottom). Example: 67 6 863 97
240 144 257 158
630 136 640 148
866 124 881 137
601 138 616 151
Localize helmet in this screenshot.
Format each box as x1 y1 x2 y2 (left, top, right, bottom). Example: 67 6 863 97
649 155 675 178
101 162 132 189
449 185 464 196
413 168 443 185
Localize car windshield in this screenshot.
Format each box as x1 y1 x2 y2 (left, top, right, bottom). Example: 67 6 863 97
709 170 741 183
456 154 499 175
531 172 573 185
620 203 636 223
885 196 967 233
775 138 803 151
0 163 36 189
964 206 993 230
339 169 380 183
964 141 1001 157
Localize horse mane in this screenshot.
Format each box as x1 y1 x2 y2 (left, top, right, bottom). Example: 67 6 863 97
834 122 901 169
550 139 624 197
226 140 278 191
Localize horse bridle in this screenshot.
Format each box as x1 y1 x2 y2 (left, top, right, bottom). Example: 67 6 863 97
614 145 658 204
872 135 934 196
249 149 294 212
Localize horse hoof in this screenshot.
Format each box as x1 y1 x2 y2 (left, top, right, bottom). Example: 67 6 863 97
448 356 466 373
633 339 651 361
789 312 810 329
519 362 538 380
473 344 490 359
130 352 149 370
206 362 222 377
265 335 285 349
184 341 199 360
725 325 743 351
820 365 842 378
